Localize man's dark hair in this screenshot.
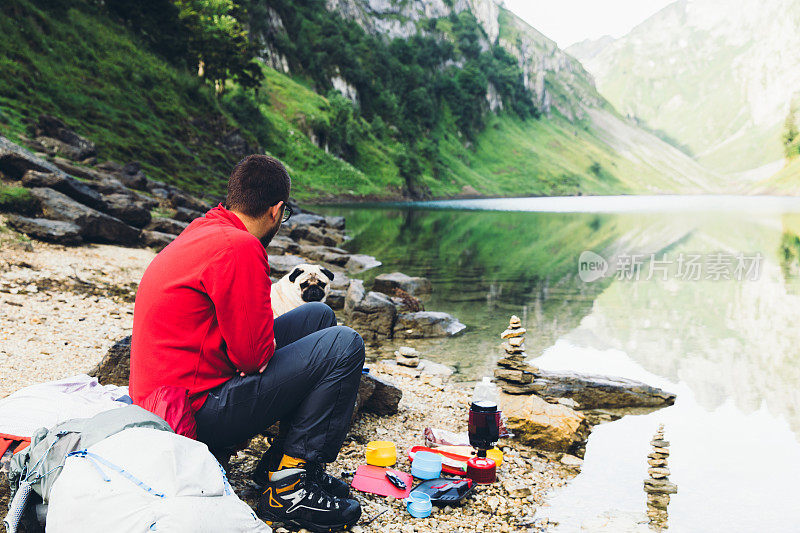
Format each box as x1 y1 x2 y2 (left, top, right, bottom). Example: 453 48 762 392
226 154 291 217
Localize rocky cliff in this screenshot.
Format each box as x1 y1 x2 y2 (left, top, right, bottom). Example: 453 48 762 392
320 0 603 120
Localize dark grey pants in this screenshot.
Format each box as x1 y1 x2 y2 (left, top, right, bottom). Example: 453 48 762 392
195 302 365 463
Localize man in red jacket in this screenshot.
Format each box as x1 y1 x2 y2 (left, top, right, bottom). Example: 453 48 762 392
130 155 364 532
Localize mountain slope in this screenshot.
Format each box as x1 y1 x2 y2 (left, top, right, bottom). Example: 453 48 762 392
314 0 719 194
1 0 718 201
572 0 800 178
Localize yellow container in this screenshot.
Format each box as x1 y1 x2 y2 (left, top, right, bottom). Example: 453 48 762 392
486 447 503 467
365 440 397 466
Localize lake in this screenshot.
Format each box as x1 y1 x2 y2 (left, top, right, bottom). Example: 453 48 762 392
315 195 800 532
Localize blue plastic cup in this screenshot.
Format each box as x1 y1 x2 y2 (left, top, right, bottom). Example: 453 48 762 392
411 451 443 480
406 491 433 518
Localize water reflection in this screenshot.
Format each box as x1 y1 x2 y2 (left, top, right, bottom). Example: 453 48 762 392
315 197 800 531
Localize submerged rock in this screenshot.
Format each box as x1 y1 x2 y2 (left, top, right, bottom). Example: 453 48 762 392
394 311 466 338
345 253 381 273
372 272 432 296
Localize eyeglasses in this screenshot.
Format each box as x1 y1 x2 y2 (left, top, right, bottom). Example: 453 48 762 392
281 202 293 223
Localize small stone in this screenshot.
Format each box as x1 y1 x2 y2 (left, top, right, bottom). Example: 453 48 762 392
651 439 670 447
494 367 533 383
560 454 583 467
502 342 525 354
508 336 524 347
501 327 526 339
397 346 419 357
644 479 678 494
648 458 668 468
487 496 500 512
648 467 670 478
396 354 420 368
647 493 671 509
652 447 670 455
503 480 532 498
556 397 580 409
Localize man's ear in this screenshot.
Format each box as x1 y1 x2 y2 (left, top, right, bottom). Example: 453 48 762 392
320 267 334 281
288 267 304 283
270 201 284 222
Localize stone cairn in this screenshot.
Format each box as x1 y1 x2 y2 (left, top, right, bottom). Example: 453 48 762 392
644 424 677 531
493 315 538 393
395 346 421 368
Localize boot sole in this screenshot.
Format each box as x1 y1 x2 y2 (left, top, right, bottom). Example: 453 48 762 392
259 509 358 533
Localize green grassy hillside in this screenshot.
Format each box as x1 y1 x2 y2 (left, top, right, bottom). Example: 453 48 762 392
0 0 717 202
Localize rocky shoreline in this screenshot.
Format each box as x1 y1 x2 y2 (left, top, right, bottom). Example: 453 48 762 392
0 116 678 532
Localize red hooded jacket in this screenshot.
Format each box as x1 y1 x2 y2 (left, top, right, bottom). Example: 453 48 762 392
130 205 275 411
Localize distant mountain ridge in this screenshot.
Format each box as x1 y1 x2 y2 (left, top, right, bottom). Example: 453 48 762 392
571 0 800 180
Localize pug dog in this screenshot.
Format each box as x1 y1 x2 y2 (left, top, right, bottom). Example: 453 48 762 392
271 264 335 317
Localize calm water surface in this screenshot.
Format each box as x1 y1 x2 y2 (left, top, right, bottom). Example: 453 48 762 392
315 196 800 532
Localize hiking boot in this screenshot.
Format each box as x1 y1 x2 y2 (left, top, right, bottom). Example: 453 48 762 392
253 447 351 498
256 467 361 533
307 461 351 499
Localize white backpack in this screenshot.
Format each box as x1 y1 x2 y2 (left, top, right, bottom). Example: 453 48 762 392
45 427 270 533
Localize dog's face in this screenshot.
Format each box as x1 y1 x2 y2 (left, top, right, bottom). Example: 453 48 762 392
287 264 335 303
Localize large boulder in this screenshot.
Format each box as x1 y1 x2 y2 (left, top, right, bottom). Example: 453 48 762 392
145 217 188 235
508 370 677 409
34 114 96 160
323 216 345 230
5 215 82 245
169 191 211 212
50 157 110 181
286 213 327 227
499 392 590 454
373 272 432 296
296 244 351 267
0 136 70 180
171 206 205 223
360 373 403 416
140 230 175 251
29 187 139 245
118 161 149 190
21 169 105 210
89 336 132 386
101 193 153 228
265 235 301 255
267 254 306 277
325 289 346 310
394 311 466 338
288 224 343 247
343 279 397 341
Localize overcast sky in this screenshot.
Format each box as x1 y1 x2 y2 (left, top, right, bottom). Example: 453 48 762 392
502 0 676 48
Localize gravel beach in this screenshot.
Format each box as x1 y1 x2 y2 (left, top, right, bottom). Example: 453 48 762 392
0 216 576 532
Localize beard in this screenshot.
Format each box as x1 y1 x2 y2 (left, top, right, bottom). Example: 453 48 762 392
260 220 281 247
